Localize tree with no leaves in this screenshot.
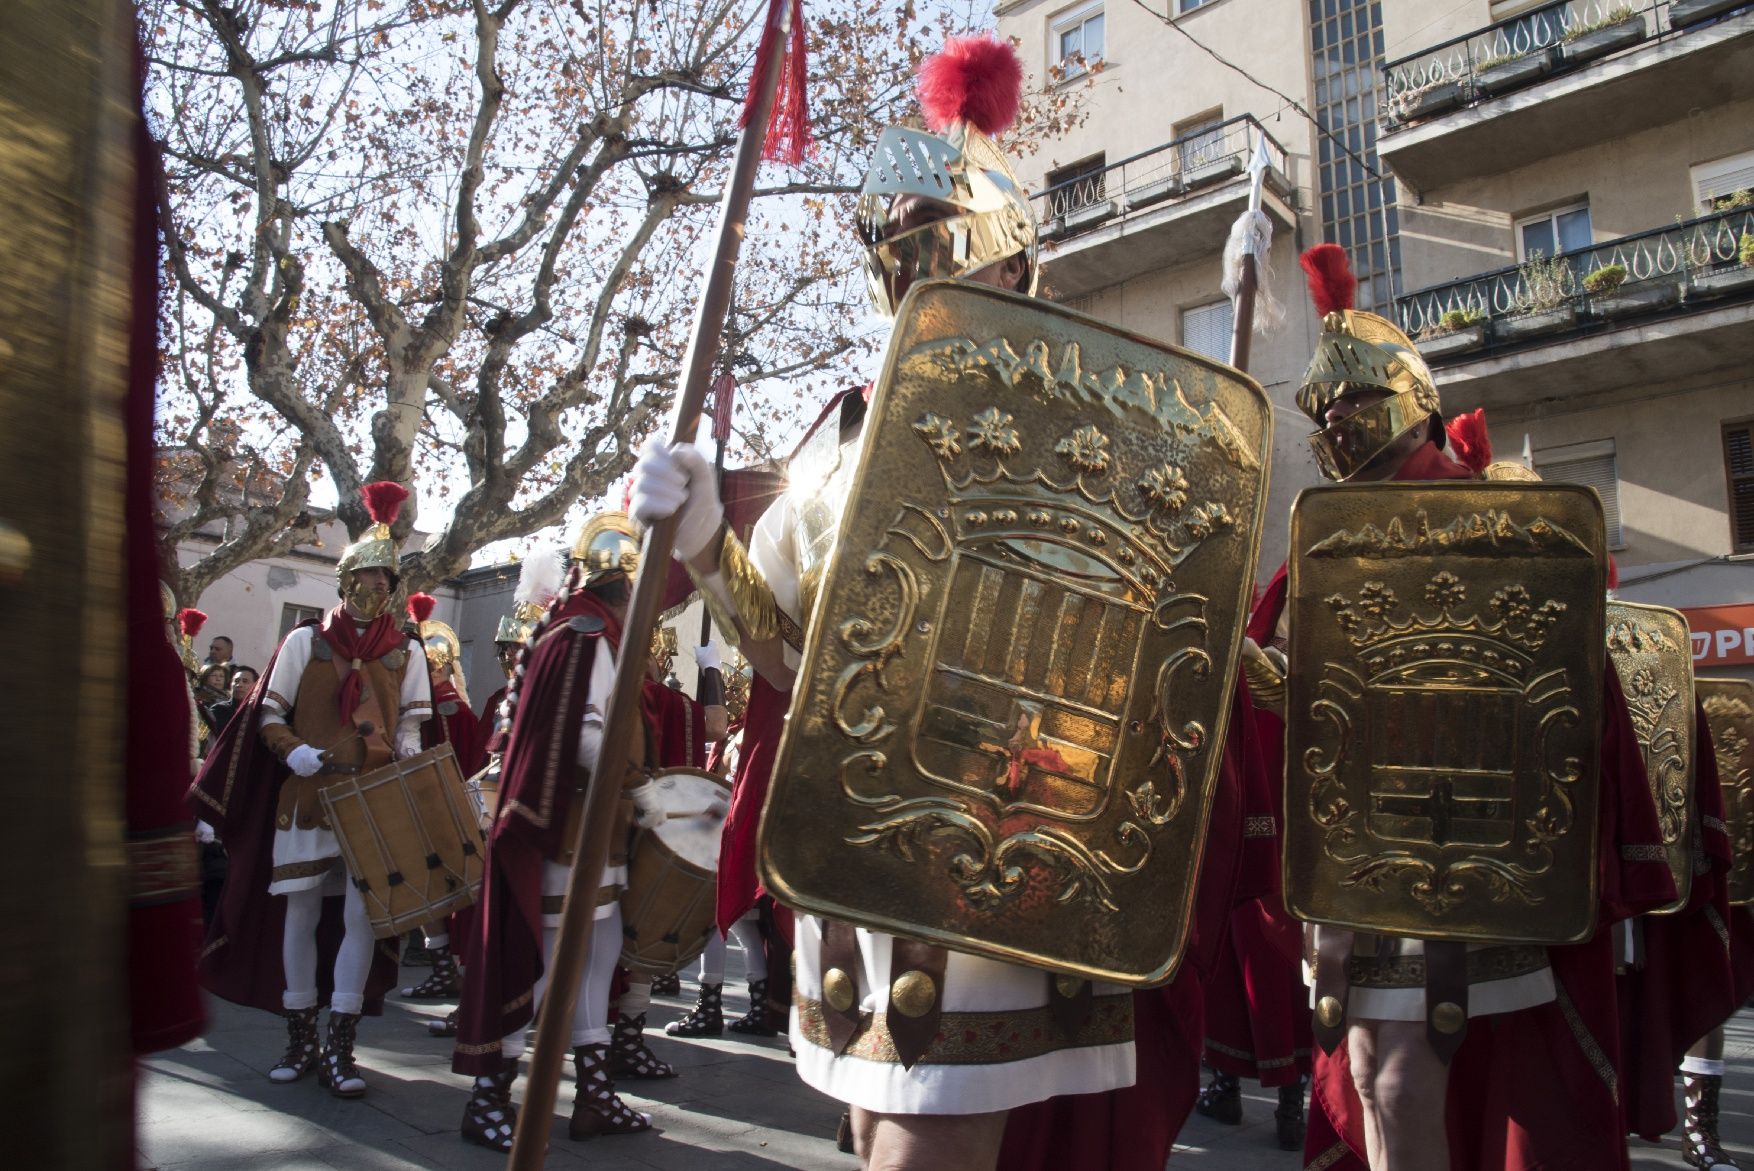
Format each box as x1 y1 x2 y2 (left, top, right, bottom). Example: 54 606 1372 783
146 0 1087 603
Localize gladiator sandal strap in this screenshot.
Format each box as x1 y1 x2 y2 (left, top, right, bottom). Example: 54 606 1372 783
664 982 724 1038
460 1061 519 1153
401 945 460 999
728 978 779 1036
269 1006 321 1083
569 1043 651 1138
317 1011 366 1098
610 1012 678 1079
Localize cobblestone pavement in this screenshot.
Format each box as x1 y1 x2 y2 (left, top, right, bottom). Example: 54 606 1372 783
140 964 1754 1170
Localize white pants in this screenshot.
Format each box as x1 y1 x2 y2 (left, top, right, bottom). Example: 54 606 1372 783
502 861 623 1056
281 868 374 1015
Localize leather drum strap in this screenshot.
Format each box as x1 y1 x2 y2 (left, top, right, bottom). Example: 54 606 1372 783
887 939 949 1070
1046 972 1094 1040
1423 939 1469 1063
1311 927 1354 1055
819 919 862 1056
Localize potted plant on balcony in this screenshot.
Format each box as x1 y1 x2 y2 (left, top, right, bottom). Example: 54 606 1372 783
1686 228 1754 298
1559 6 1646 66
1499 252 1579 340
1474 47 1553 96
1416 307 1489 357
1585 261 1682 320
1388 75 1468 123
1668 0 1753 31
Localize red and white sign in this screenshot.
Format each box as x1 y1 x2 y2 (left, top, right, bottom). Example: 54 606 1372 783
1682 603 1754 668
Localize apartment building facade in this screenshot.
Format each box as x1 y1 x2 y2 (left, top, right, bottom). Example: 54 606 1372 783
996 0 1754 682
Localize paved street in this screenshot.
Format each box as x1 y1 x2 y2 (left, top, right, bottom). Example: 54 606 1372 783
141 962 1754 1170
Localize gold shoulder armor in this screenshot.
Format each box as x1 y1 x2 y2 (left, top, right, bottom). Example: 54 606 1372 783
690 528 791 648
1483 460 1542 482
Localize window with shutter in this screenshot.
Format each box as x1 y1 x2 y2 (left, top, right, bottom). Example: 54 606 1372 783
1724 419 1754 553
1692 151 1754 212
1180 299 1234 362
1535 438 1624 549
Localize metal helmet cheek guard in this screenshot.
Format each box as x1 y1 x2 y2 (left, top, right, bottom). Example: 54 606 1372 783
1296 245 1442 482
338 480 410 617
858 124 1039 316
858 35 1038 317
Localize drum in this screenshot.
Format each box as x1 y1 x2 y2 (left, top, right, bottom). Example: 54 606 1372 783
619 767 729 974
318 743 484 939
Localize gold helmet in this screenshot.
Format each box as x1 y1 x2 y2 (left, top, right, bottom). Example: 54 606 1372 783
408 592 469 704
337 481 410 618
494 613 531 645
569 509 640 586
1297 245 1442 482
858 36 1037 317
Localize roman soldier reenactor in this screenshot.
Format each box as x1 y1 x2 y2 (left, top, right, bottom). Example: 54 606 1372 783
1252 246 1676 1171
191 481 431 1100
451 512 670 1150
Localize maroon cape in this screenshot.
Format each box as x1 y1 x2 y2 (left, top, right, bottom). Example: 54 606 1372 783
471 685 508 776
647 680 708 769
717 672 789 934
188 623 401 1016
424 678 481 775
998 680 1276 1171
1618 702 1745 1139
126 51 204 1054
453 590 624 1075
1203 594 1310 1088
1253 441 1679 1171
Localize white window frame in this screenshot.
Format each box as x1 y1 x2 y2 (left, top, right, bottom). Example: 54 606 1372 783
1514 201 1592 261
1534 437 1625 550
1180 298 1235 363
1691 150 1754 212
1174 110 1226 170
1051 1 1105 78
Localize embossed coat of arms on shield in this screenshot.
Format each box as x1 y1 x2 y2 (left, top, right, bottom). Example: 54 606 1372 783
759 281 1273 985
1283 483 1608 944
1700 678 1754 907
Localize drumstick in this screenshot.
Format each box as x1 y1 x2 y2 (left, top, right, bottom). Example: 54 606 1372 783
321 720 377 764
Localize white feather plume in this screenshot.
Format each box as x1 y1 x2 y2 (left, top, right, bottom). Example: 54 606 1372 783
513 545 566 612
1221 208 1284 334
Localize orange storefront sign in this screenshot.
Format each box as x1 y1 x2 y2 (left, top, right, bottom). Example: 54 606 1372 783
1682 603 1754 668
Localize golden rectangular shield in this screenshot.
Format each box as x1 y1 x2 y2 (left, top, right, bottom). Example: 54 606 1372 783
1699 678 1754 907
758 281 1273 985
1606 601 1695 915
1283 482 1607 944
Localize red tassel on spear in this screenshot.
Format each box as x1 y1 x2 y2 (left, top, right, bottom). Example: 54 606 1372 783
740 0 812 164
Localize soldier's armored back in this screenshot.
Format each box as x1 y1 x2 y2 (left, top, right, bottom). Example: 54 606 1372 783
1282 482 1609 944
758 280 1273 986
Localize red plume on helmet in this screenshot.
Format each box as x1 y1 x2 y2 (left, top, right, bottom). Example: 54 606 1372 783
177 608 208 640
1300 243 1357 318
918 34 1024 136
406 592 437 624
1444 408 1492 474
361 480 410 527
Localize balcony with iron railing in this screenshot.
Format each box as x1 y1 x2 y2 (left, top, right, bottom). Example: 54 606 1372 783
1392 202 1754 410
1376 0 1754 191
1030 114 1296 300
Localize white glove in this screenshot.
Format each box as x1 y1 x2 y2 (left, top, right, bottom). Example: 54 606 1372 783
628 437 723 562
194 820 216 844
628 781 666 830
694 641 722 673
396 728 423 760
705 798 729 820
287 744 325 777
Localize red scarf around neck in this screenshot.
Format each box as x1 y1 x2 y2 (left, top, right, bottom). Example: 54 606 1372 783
318 604 407 721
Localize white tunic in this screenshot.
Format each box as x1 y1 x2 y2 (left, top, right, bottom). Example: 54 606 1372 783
259 624 432 895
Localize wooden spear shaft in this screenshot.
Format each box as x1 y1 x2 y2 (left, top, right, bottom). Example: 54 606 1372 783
504 7 791 1166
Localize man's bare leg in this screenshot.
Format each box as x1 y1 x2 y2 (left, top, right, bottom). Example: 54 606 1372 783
848 1107 1009 1171
1348 1019 1450 1171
